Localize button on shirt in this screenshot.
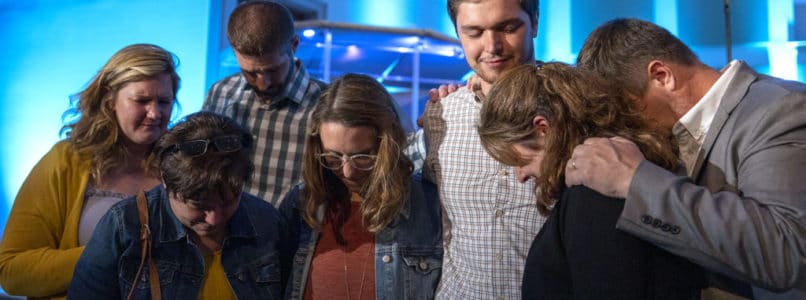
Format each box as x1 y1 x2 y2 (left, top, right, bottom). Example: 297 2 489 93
203 59 325 205
422 87 545 299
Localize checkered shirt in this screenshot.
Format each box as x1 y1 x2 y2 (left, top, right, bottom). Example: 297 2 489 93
203 59 325 206
422 87 546 300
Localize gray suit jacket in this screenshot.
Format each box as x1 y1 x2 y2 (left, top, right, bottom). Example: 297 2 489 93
616 61 806 297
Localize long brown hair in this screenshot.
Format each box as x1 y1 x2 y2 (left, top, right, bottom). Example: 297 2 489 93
302 73 412 243
61 43 180 185
478 62 678 215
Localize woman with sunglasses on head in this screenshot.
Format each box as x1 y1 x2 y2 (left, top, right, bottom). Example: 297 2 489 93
0 44 178 299
69 111 289 299
478 63 705 298
279 73 442 300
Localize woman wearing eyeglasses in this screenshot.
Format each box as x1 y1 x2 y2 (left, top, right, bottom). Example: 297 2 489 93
279 73 442 300
0 44 178 299
68 111 289 299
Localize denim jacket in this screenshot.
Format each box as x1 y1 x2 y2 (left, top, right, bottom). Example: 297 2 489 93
68 185 290 300
279 173 443 300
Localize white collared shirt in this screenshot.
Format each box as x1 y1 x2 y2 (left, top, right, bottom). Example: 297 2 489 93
676 60 742 168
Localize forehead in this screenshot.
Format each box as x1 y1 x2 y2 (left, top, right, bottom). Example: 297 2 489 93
117 73 174 96
318 123 377 150
233 50 289 70
455 0 529 27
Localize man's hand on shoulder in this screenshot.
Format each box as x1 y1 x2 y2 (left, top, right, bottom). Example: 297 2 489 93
564 136 645 199
416 81 465 128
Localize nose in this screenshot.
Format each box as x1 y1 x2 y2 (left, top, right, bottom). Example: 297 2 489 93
514 167 531 183
254 72 271 91
340 159 356 179
483 31 503 54
204 209 227 227
145 101 160 120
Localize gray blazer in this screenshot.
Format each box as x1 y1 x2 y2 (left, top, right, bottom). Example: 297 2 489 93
616 61 806 297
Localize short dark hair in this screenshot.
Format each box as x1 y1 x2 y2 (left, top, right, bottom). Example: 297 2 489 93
447 0 540 28
576 18 700 99
227 1 296 56
155 111 254 203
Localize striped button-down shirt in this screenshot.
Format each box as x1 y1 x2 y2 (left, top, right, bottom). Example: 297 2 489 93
203 59 325 206
422 87 546 299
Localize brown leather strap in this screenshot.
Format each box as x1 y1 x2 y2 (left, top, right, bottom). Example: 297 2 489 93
126 191 162 300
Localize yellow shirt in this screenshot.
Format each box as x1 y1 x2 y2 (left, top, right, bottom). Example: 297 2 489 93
199 251 236 300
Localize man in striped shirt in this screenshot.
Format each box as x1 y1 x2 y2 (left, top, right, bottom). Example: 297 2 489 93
421 0 546 298
203 1 325 206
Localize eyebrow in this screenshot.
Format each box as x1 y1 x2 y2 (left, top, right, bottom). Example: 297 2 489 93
321 148 375 156
460 17 525 31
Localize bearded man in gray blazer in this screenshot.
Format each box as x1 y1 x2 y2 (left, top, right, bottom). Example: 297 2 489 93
567 18 806 299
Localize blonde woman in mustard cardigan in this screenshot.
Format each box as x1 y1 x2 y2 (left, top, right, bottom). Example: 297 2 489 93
0 43 179 299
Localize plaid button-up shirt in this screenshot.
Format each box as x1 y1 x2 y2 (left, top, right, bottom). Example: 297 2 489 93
203 59 325 206
421 87 546 299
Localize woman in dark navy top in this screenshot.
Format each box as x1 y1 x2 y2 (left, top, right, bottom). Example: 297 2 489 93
478 62 705 299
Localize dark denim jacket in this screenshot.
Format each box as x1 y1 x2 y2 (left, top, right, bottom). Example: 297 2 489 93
68 185 289 300
279 174 443 300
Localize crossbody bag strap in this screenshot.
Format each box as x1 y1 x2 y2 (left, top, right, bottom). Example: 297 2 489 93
126 190 162 300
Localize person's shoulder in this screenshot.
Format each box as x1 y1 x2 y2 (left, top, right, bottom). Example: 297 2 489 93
36 140 88 171
407 172 440 212
409 172 436 192
280 183 304 205
564 184 615 200
241 193 281 216
307 76 327 90
560 184 624 215
208 73 245 92
108 194 139 217
49 140 76 157
441 86 474 102
733 69 806 123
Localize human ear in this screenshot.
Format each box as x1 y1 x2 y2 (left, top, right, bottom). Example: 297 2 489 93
646 60 676 92
531 115 550 137
290 35 300 53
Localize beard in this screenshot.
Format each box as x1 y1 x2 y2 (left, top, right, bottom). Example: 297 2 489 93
250 84 284 100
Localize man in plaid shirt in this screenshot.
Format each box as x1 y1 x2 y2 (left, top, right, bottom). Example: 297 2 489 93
420 0 546 298
203 1 325 206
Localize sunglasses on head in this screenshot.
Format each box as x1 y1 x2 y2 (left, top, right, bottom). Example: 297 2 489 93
162 134 245 158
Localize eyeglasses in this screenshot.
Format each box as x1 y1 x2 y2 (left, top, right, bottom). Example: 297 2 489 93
317 152 378 171
163 134 245 157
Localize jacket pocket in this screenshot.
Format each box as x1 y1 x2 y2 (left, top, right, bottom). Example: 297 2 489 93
119 259 179 292
234 251 283 300
400 250 442 299
401 253 442 275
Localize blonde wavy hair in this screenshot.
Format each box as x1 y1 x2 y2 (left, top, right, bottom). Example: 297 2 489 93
61 43 179 185
479 62 678 216
302 73 412 243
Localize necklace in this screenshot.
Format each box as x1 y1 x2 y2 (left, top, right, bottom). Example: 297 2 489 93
341 240 374 300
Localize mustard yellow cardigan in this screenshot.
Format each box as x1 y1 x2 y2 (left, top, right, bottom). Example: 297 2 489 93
0 141 90 299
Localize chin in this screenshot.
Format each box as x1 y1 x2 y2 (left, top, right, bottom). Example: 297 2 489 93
193 228 217 237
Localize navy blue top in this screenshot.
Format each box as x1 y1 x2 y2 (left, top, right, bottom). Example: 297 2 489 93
522 185 705 299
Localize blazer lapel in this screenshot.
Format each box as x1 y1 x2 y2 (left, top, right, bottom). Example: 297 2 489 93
691 61 758 182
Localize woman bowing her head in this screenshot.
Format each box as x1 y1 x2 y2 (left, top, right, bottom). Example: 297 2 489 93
280 73 443 300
